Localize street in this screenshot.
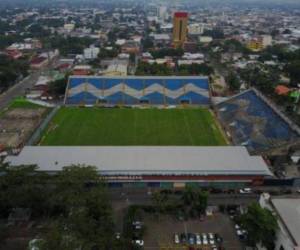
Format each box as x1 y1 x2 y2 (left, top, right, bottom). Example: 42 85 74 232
0 71 41 109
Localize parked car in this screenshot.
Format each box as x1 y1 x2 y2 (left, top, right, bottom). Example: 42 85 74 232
196 234 202 245
211 244 218 250
202 233 208 245
180 233 187 244
174 233 180 244
214 233 223 243
132 221 143 230
188 233 195 245
239 188 252 194
133 239 144 246
208 233 215 244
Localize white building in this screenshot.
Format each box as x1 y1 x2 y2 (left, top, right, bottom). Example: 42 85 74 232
188 23 204 35
158 6 167 21
64 23 75 33
260 195 300 250
178 60 204 66
199 36 213 43
262 35 273 48
182 53 204 60
84 46 100 60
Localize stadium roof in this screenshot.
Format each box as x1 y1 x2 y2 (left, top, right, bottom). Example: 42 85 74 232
68 75 209 79
271 198 300 246
5 146 272 176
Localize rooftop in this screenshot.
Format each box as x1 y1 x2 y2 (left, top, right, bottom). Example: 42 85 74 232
5 146 272 176
271 198 300 246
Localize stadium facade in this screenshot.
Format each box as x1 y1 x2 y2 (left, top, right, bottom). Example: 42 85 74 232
64 76 210 105
6 146 272 189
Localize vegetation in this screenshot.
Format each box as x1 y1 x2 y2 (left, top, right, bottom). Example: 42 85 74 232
0 54 29 92
0 164 122 249
48 75 68 96
239 64 280 92
202 28 225 39
182 186 208 217
151 48 184 59
0 34 23 49
97 46 120 59
8 97 43 109
42 36 96 56
136 62 172 76
178 63 214 76
240 203 278 250
222 39 251 54
40 107 227 146
225 71 241 91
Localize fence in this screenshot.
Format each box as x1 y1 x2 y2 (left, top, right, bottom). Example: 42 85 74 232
26 106 60 145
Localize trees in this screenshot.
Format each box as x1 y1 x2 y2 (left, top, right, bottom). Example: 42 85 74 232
0 163 118 249
222 39 251 54
135 62 172 76
42 165 115 249
42 36 96 56
0 163 50 218
285 60 300 85
178 63 214 76
239 64 279 93
225 71 241 91
48 75 68 96
203 28 225 39
151 48 184 59
240 203 278 250
142 38 154 50
0 54 29 92
182 186 208 217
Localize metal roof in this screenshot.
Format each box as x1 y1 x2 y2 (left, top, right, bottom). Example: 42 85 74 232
68 75 209 80
271 198 300 246
5 146 271 176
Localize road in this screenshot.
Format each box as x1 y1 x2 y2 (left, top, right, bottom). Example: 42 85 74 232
109 189 259 206
0 70 41 109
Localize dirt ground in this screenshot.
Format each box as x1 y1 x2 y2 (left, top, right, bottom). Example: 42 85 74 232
0 108 47 148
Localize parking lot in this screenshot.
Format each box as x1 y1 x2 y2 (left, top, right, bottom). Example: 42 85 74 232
142 213 243 250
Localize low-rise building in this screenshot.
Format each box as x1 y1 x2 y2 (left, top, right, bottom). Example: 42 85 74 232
260 195 300 250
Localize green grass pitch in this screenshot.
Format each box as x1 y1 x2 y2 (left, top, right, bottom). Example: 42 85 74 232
40 107 227 146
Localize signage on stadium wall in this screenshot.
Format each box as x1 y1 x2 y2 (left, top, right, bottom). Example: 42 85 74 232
104 175 143 181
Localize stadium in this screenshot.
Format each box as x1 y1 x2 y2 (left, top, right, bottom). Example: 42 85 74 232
216 89 300 152
6 77 300 189
6 146 271 189
64 76 210 105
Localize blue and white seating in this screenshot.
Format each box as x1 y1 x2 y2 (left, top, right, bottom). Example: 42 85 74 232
65 76 211 105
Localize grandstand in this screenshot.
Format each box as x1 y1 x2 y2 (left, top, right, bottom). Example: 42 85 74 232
64 76 210 105
216 89 300 152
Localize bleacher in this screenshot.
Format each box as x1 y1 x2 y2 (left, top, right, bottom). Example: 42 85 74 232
64 76 210 105
216 89 300 152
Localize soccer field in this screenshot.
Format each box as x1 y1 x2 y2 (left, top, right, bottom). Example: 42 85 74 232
40 107 227 146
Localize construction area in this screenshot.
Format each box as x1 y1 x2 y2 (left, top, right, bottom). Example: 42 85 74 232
0 108 47 150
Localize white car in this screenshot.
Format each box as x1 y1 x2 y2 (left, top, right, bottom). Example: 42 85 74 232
208 233 215 244
132 221 143 230
174 234 180 244
236 229 243 236
239 188 252 194
202 233 208 245
196 234 202 245
133 240 144 246
235 224 240 230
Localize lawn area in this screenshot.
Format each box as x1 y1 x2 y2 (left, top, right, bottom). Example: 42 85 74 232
40 107 227 146
8 97 43 109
